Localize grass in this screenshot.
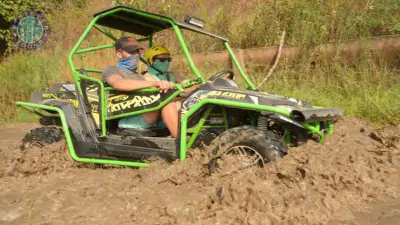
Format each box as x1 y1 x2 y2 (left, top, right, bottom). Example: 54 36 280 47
251 52 400 125
0 0 399 124
0 47 66 123
125 0 400 49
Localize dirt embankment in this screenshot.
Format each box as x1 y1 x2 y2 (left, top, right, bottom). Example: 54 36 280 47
0 118 399 225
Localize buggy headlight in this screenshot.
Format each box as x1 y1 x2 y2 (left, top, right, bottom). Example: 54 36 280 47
184 15 205 28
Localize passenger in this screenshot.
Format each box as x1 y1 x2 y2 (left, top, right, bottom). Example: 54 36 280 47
141 45 200 128
142 45 191 106
102 37 179 137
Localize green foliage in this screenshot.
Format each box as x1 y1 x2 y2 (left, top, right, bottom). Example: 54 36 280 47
0 47 65 122
254 53 400 125
0 0 44 21
218 0 400 48
113 0 400 50
0 0 399 124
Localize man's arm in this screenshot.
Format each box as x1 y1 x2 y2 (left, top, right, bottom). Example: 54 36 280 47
107 74 174 93
106 74 158 91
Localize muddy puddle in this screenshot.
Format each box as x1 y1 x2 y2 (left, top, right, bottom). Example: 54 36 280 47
0 118 399 224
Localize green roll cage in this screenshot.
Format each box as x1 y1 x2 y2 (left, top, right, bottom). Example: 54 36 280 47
67 6 256 137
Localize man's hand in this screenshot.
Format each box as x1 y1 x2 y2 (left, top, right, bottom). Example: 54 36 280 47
156 80 174 93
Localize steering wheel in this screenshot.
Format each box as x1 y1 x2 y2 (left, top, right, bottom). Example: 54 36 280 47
208 69 234 81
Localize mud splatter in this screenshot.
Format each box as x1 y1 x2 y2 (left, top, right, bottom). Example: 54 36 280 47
0 118 399 225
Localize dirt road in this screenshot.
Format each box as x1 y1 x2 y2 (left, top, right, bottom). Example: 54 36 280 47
0 118 399 225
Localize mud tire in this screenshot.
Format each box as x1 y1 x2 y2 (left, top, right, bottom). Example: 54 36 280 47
191 130 219 149
208 126 287 174
20 126 64 151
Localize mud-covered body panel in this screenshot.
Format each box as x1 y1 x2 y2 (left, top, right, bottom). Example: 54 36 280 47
31 81 342 125
182 87 311 113
181 82 343 123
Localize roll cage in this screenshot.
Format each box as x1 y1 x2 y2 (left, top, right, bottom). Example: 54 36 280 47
67 6 256 136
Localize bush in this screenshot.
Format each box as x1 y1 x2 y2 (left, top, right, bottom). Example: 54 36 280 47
0 47 65 122
254 51 400 124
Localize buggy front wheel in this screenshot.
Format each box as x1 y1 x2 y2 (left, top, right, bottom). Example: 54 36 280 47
208 126 287 174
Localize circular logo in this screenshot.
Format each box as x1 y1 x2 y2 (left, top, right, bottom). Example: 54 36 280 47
10 10 50 50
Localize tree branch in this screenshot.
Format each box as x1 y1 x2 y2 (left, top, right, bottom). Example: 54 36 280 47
257 29 286 89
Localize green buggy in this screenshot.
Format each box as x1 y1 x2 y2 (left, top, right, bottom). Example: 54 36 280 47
17 6 343 170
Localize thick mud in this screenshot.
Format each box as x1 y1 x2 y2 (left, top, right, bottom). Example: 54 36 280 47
0 118 399 225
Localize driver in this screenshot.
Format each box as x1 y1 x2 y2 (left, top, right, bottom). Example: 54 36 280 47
102 37 179 137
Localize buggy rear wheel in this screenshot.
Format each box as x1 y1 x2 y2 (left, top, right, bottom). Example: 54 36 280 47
208 126 287 174
20 126 64 151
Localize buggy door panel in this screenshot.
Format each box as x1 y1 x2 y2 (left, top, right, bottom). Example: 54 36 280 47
82 81 101 128
106 89 176 118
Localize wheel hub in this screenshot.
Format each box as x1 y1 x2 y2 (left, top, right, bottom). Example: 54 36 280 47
209 145 265 175
225 145 265 168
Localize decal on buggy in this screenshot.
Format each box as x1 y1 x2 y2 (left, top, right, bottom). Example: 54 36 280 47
108 94 161 113
181 96 201 114
106 90 175 117
203 91 246 100
40 92 79 107
181 90 251 115
249 96 259 105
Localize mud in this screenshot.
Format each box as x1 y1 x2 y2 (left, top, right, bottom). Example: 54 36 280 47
0 118 399 225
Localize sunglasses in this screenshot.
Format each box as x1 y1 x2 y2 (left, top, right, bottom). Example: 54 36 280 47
154 57 172 62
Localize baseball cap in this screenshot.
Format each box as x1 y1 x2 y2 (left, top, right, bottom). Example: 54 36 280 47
115 36 144 52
